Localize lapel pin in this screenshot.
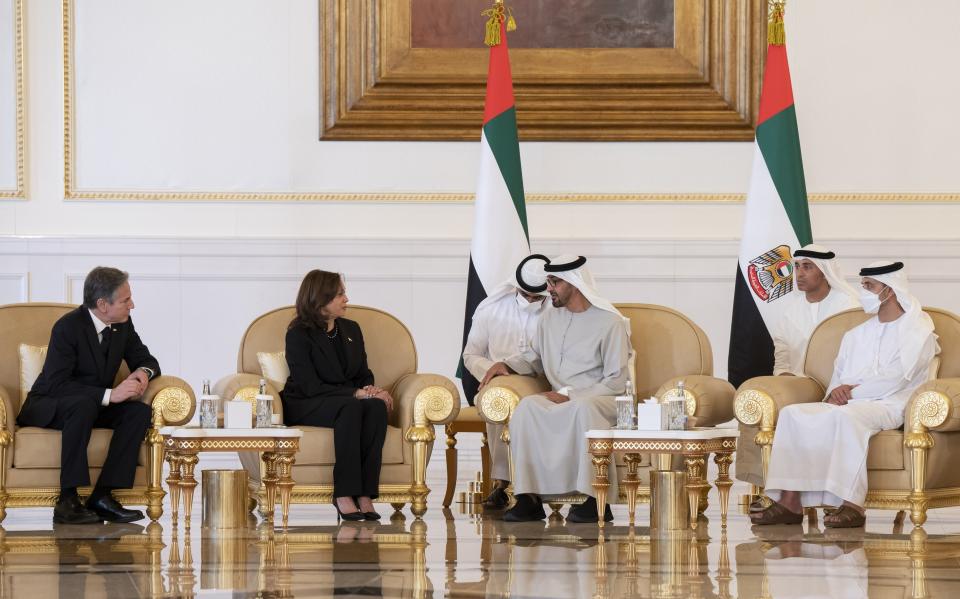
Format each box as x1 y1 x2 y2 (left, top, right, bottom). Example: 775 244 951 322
347 337 353 342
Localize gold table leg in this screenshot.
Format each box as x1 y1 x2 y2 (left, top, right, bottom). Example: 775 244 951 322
683 453 707 530
165 451 182 526
276 452 296 528
590 439 613 529
714 451 734 526
623 453 641 526
179 453 199 529
261 452 278 524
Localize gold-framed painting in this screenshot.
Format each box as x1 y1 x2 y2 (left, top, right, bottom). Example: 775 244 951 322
321 0 765 141
0 0 25 199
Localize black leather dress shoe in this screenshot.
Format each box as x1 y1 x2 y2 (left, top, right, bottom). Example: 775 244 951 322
565 497 614 524
483 485 509 510
502 494 546 522
86 495 145 523
53 494 102 525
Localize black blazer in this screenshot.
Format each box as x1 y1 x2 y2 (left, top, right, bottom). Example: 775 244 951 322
280 318 374 425
17 307 161 428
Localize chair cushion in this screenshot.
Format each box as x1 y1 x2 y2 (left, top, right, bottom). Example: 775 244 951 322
454 405 484 423
14 427 147 469
866 430 904 471
18 344 47 404
294 425 404 466
257 351 288 392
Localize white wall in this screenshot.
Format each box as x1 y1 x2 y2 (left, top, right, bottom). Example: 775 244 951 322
1 0 960 392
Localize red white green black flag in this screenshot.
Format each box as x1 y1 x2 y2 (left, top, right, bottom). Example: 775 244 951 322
728 2 813 387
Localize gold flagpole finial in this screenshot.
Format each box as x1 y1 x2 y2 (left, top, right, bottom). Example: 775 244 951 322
482 1 516 47
768 1 786 46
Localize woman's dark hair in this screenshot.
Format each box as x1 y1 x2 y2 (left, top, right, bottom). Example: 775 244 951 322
290 270 343 330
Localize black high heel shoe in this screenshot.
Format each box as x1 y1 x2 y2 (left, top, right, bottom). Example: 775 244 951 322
333 498 365 522
355 497 381 520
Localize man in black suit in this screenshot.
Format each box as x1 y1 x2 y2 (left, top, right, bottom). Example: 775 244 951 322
18 267 158 524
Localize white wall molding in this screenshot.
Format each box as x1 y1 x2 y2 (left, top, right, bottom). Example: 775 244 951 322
0 273 28 303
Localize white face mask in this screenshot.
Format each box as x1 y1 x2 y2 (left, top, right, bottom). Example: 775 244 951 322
516 292 544 311
859 287 889 314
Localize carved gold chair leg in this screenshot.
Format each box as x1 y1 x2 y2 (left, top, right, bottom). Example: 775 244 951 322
480 432 492 496
0 433 9 523
443 423 458 507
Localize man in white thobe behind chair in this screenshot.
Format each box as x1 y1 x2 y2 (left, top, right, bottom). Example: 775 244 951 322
462 254 551 509
740 244 860 510
484 254 631 524
752 260 939 528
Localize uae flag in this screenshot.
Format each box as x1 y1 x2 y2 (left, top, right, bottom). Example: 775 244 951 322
727 4 812 388
457 11 530 405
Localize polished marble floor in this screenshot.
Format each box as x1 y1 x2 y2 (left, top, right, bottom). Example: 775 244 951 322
3 451 960 598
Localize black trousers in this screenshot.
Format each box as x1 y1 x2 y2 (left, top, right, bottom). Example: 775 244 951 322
47 395 153 490
297 396 388 498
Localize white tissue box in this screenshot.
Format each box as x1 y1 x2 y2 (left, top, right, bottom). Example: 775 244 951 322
224 400 253 429
636 402 667 431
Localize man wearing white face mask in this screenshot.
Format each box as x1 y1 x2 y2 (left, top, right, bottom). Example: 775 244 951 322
462 254 551 509
752 261 939 528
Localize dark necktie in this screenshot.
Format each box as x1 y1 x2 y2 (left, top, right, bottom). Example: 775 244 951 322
100 326 112 354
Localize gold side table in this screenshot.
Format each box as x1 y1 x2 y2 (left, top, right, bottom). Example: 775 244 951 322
159 427 303 528
586 428 738 530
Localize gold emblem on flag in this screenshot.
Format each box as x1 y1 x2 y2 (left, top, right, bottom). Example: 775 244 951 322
748 245 794 302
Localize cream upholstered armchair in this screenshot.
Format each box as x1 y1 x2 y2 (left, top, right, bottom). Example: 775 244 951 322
214 306 460 519
0 302 196 522
476 303 736 510
734 307 960 526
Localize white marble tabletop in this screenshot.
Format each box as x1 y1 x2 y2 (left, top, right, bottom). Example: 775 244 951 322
586 427 739 440
159 426 303 438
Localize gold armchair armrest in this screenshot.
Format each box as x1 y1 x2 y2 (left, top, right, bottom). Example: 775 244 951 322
657 375 736 428
141 375 196 427
906 379 960 435
733 375 825 430
213 373 280 404
392 373 461 430
0 386 14 455
476 375 551 425
392 373 460 518
140 375 196 522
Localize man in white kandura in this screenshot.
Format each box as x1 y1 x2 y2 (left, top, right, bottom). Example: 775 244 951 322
739 244 860 508
486 254 631 523
462 254 551 509
752 260 939 528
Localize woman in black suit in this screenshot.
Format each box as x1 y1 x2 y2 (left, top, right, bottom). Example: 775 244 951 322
281 270 393 521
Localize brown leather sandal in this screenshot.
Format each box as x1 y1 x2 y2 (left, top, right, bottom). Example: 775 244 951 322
749 495 774 513
750 502 804 525
823 505 865 528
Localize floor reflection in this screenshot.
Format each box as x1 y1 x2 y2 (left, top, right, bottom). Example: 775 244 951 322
1 507 960 597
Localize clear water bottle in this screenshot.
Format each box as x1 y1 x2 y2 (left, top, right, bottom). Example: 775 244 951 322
669 380 687 431
199 379 219 429
616 396 633 430
255 378 273 428
616 378 636 429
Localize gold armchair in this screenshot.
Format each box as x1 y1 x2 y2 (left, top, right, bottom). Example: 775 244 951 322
0 302 196 522
215 306 460 519
734 307 960 526
476 303 736 509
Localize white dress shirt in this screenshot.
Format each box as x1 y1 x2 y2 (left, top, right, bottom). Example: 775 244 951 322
463 292 549 381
